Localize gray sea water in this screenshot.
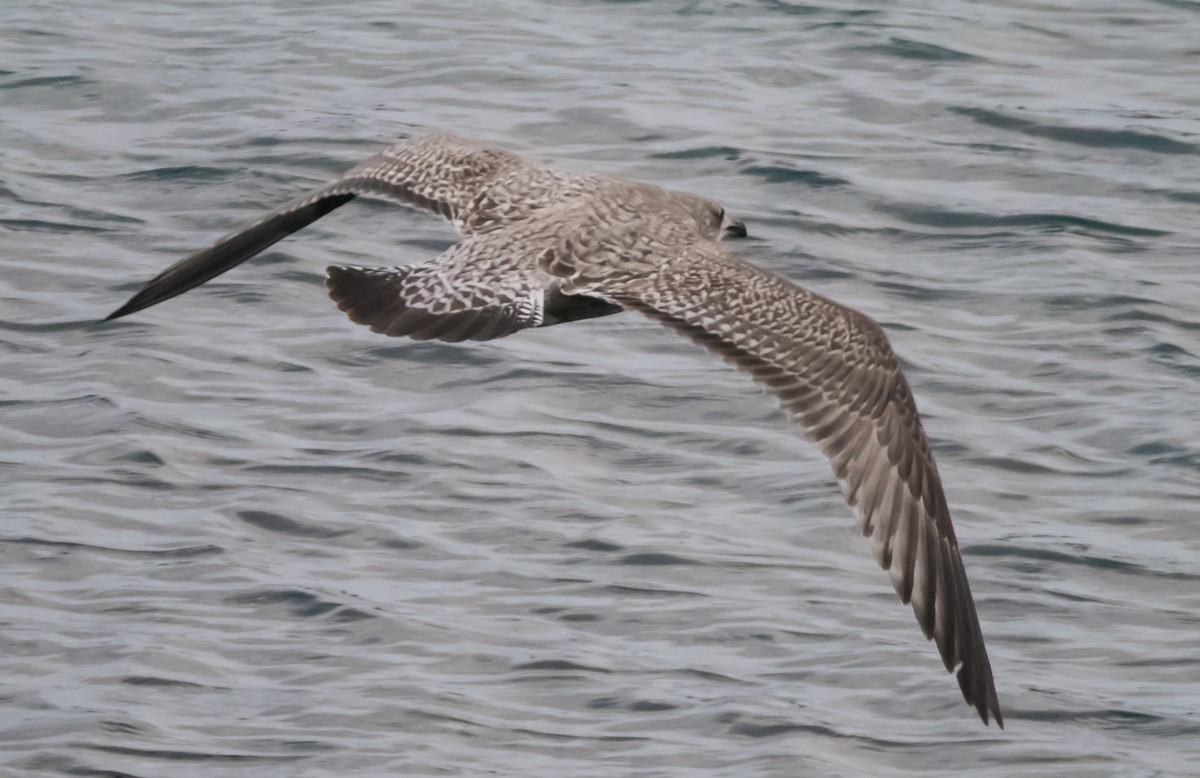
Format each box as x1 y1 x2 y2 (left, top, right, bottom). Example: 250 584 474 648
3 1 1200 776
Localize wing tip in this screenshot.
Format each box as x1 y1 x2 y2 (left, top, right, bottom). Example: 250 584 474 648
104 287 160 321
972 692 1005 729
954 652 1004 728
103 304 134 322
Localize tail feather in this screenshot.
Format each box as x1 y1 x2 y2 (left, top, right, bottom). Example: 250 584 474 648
325 264 539 342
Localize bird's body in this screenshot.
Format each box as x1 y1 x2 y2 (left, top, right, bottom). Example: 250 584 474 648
107 132 1002 727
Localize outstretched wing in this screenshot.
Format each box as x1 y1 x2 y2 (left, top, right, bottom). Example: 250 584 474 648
547 241 1002 727
105 133 530 320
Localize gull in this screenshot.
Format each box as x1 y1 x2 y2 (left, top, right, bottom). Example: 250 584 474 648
106 132 1003 726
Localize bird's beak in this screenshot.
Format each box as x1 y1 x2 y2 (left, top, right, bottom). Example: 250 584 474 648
724 219 747 239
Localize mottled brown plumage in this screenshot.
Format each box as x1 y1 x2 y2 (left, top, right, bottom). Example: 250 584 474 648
106 132 1001 726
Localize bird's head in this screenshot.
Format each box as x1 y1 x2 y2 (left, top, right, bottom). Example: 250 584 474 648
719 208 748 240
679 193 747 242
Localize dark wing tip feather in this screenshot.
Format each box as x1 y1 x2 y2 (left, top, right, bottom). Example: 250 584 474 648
104 192 356 321
843 378 1003 728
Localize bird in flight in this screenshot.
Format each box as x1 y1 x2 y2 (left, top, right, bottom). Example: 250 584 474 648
107 132 1002 727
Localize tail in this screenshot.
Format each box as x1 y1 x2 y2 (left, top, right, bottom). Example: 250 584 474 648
325 264 541 342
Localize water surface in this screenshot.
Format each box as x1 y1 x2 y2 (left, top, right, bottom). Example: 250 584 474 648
3 1 1199 776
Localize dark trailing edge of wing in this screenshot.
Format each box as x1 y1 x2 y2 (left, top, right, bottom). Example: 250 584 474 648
105 193 356 320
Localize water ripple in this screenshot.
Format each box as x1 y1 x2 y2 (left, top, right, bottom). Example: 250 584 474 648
4 1 1200 776
950 107 1198 155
